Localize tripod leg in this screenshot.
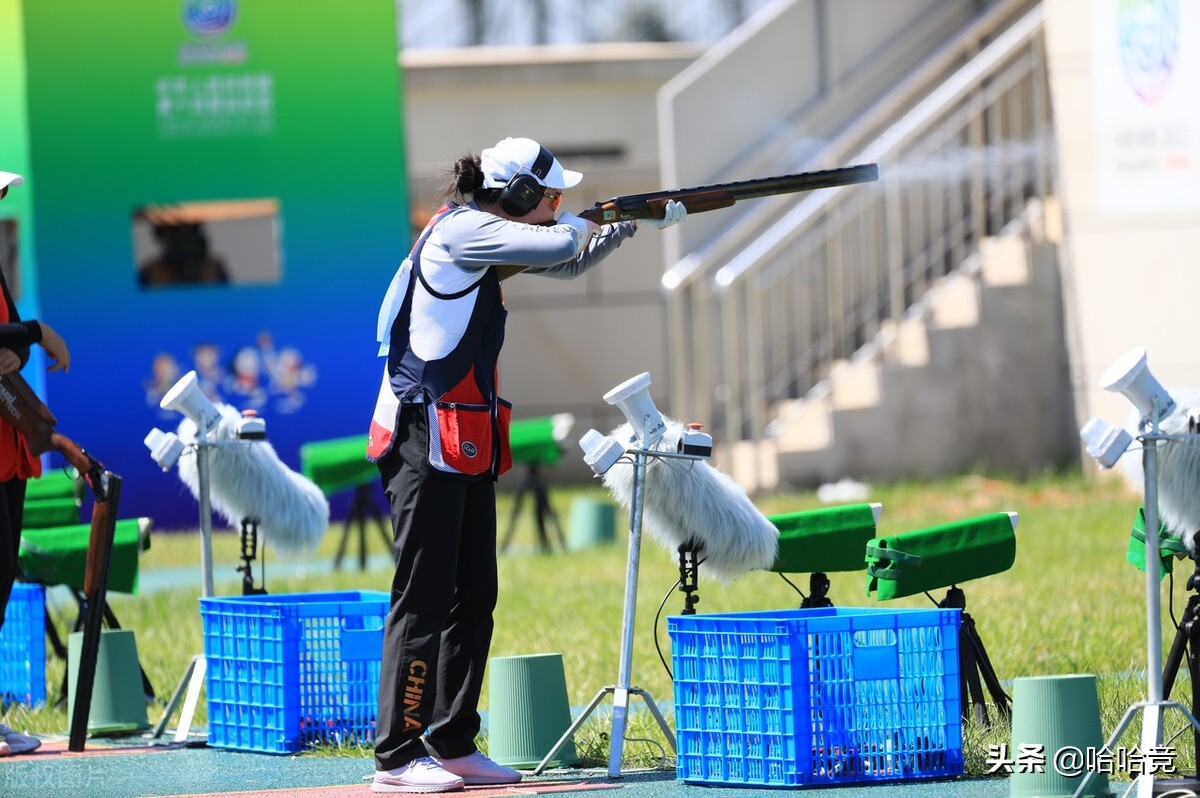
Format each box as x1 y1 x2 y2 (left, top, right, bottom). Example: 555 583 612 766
609 688 633 776
374 496 393 555
151 655 199 739
173 655 207 743
538 478 566 551
1185 628 1200 779
532 477 550 554
532 686 613 775
357 505 368 571
531 468 565 552
959 625 989 726
962 616 1011 719
500 478 530 554
333 508 353 571
44 609 71 707
1164 606 1192 699
631 688 677 753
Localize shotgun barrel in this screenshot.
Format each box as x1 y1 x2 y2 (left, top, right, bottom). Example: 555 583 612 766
579 162 879 224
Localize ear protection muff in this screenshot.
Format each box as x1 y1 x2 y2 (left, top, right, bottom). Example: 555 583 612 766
499 145 555 217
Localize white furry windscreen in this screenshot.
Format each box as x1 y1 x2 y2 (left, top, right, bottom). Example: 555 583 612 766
1118 386 1200 552
600 419 778 581
175 404 330 554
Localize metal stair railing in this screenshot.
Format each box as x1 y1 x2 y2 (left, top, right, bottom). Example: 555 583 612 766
664 3 1054 451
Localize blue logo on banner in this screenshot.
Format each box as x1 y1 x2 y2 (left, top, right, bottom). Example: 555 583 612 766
182 0 237 38
1118 0 1180 103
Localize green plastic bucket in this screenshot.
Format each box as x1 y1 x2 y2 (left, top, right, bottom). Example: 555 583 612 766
567 498 616 551
487 653 577 769
1009 674 1113 798
67 629 150 735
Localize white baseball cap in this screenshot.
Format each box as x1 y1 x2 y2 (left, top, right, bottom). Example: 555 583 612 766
480 137 582 191
0 171 24 191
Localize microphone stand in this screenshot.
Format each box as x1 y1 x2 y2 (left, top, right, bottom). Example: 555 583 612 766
533 443 704 778
1075 402 1200 798
150 414 218 744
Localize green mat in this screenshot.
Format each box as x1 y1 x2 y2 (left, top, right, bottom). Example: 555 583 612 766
767 503 880 573
19 518 149 594
508 416 563 466
24 469 78 501
1127 506 1188 580
866 512 1017 600
23 470 81 528
299 434 375 496
23 496 81 528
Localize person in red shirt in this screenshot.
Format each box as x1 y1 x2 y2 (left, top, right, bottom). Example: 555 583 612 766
0 171 70 756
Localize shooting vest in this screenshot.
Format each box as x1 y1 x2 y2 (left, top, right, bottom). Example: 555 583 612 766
367 207 513 480
0 276 41 481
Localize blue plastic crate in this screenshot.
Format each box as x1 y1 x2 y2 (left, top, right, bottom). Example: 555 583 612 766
0 582 46 707
199 590 389 754
668 606 963 788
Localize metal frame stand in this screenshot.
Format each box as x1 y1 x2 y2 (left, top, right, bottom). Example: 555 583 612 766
150 418 216 744
533 446 699 777
1075 406 1200 798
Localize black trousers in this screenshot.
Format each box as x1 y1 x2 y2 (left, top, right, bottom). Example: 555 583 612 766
374 405 498 771
0 477 26 632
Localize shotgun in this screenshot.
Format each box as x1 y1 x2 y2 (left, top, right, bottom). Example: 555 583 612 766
578 162 879 224
0 371 121 752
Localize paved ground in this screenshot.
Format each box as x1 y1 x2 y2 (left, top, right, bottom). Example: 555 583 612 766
0 742 1019 798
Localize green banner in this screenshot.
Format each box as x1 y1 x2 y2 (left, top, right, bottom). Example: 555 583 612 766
13 0 408 526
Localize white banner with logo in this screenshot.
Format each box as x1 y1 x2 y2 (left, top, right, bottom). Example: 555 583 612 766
1092 0 1200 214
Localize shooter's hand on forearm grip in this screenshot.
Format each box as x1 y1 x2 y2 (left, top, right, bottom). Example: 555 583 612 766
640 199 688 230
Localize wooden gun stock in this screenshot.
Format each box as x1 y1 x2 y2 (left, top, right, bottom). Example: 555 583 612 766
0 372 107 498
581 190 736 224
84 474 120 595
578 163 879 224
0 372 57 454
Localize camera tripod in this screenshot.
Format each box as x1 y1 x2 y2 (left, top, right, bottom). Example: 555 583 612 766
500 462 564 554
800 572 835 609
333 484 391 571
937 585 1010 727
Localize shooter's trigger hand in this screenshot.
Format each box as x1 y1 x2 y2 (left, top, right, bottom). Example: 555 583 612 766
643 199 687 230
558 212 601 255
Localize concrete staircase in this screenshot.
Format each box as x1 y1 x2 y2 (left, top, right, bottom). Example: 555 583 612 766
725 200 1079 493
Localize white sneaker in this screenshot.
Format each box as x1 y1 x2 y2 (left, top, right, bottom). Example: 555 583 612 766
434 751 522 785
0 740 10 757
0 723 40 755
371 757 465 794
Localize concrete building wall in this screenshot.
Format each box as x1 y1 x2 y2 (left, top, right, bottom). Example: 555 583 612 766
1044 0 1200 441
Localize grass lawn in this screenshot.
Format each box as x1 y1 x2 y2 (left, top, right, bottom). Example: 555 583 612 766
2 469 1189 778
